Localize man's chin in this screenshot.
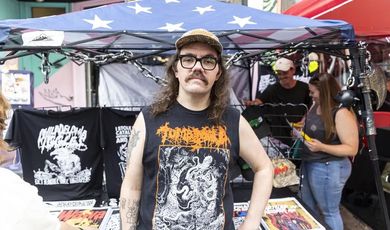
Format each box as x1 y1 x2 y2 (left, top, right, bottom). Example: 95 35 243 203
185 86 210 95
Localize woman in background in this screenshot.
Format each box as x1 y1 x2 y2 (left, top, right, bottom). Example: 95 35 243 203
299 73 359 230
0 92 90 230
0 92 13 167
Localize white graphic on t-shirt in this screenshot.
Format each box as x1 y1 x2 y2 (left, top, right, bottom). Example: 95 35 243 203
153 123 231 229
33 124 91 185
115 125 132 178
155 146 229 230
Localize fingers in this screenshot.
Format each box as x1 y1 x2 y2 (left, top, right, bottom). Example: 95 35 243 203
243 100 261 106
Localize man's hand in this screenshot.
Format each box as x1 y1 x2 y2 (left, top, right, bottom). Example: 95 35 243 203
238 218 260 230
243 99 262 106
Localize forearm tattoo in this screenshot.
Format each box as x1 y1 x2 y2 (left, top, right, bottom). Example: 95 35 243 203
126 130 140 165
120 198 140 229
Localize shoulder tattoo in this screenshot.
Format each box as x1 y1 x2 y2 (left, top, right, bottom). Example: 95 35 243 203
126 129 141 165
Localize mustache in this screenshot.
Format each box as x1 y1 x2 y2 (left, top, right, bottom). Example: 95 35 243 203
185 73 209 85
278 76 289 81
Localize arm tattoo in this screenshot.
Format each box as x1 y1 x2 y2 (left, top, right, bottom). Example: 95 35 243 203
126 130 141 165
120 198 140 229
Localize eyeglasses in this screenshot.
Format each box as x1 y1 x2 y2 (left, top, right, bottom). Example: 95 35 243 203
178 55 219 70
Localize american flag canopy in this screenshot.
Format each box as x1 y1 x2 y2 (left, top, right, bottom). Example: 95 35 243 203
0 0 354 57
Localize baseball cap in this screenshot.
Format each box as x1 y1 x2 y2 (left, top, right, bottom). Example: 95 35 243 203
308 52 319 61
175 28 223 54
274 57 294 71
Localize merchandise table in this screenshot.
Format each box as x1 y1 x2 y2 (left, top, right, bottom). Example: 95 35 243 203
232 182 297 202
231 182 330 229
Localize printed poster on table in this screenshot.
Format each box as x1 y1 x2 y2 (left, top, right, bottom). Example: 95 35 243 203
53 207 112 230
261 197 325 230
233 202 249 229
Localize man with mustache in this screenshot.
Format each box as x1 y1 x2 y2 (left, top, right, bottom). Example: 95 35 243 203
120 28 273 230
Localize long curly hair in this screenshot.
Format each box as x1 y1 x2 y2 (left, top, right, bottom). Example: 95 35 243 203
309 73 341 143
150 51 230 124
0 92 10 150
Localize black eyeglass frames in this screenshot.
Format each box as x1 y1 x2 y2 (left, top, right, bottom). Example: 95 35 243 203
178 55 219 70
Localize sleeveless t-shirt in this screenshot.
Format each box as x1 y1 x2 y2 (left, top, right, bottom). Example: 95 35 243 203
138 102 240 230
301 104 344 162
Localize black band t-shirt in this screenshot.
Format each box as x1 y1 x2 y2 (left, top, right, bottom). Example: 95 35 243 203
138 102 240 230
5 108 103 201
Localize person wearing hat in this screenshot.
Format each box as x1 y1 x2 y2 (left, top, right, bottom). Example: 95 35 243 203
119 29 273 230
245 57 311 146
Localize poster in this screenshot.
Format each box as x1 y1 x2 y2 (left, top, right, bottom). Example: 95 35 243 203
261 197 325 230
0 70 33 107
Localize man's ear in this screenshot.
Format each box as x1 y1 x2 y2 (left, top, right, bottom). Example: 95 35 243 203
172 64 178 76
216 67 222 80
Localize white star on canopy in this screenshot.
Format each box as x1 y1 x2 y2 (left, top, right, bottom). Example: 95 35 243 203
158 23 185 32
228 16 256 28
83 15 113 29
165 0 180 3
127 3 152 14
193 5 215 15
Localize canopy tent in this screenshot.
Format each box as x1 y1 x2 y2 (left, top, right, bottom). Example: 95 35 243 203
3 2 390 227
0 0 355 64
283 0 390 37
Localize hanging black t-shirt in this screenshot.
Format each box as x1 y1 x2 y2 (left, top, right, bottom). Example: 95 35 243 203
100 108 138 199
138 102 240 230
5 108 103 201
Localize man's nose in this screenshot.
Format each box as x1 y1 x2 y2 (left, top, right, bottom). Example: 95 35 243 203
192 60 203 70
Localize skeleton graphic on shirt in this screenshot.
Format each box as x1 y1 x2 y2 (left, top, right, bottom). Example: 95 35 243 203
34 124 91 185
43 147 81 182
115 125 132 178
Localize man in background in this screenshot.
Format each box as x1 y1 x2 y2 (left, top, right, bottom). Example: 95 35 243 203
246 57 311 146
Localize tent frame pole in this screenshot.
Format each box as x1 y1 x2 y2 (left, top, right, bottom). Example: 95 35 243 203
350 42 390 230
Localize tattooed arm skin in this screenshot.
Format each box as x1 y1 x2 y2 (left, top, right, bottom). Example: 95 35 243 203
120 112 146 230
